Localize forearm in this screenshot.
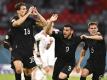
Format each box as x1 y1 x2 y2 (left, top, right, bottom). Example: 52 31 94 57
78 56 84 66
36 13 47 27
43 14 58 35
87 35 103 40
12 13 30 27
78 49 86 66
44 20 53 35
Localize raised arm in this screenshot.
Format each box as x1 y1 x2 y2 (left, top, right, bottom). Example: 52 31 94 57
44 14 58 35
31 7 47 27
80 33 103 40
12 6 34 27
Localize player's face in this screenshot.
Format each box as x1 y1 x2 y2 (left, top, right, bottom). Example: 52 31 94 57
88 24 98 35
63 27 73 38
17 6 27 17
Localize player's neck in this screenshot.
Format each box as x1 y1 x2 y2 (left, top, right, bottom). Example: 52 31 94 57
18 14 24 18
67 34 73 39
43 31 48 37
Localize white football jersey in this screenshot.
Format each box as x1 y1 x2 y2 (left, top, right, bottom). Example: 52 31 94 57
34 30 56 67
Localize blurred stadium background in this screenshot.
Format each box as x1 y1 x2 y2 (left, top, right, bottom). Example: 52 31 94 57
0 0 107 79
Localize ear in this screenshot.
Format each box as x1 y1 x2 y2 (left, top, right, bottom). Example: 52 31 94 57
17 10 19 14
96 27 98 32
88 28 90 32
71 30 74 34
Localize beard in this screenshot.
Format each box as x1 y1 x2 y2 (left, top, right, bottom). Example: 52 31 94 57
64 34 71 39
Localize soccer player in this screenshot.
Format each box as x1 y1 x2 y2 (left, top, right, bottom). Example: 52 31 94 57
33 14 58 80
10 2 47 80
48 23 82 80
77 22 106 80
33 31 55 80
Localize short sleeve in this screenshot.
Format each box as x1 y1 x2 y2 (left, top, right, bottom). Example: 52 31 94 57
10 16 18 25
34 32 42 41
51 30 62 39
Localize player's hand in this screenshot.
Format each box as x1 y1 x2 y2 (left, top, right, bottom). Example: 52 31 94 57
49 14 58 22
31 7 39 16
75 65 81 73
80 34 88 39
28 6 35 15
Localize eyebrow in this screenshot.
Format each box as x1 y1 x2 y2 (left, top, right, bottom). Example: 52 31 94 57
90 27 97 29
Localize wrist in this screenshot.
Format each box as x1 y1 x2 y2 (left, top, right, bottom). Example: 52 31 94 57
87 36 90 39
27 12 31 16
36 12 40 16
77 64 80 67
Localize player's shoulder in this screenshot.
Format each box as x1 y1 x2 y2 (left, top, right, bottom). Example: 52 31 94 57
10 15 19 23
11 15 18 20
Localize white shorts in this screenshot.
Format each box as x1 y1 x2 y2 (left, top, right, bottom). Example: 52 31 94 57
39 49 56 68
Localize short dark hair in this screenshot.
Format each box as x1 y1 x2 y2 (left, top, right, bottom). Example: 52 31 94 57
64 24 74 30
88 22 98 27
15 2 26 10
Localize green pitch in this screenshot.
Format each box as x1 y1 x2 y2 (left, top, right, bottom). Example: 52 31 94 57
0 74 107 80
0 74 15 80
